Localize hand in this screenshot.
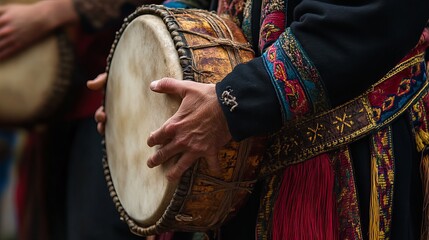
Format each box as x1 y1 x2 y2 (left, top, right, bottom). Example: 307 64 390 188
147 78 232 181
0 0 78 60
87 73 107 135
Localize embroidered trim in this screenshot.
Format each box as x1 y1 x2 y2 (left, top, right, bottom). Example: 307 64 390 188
261 29 330 123
332 148 363 239
256 175 281 240
258 0 286 52
369 53 426 123
369 127 395 239
409 96 429 149
258 27 331 240
259 11 285 51
408 91 429 239
220 86 238 112
241 0 253 44
260 53 428 176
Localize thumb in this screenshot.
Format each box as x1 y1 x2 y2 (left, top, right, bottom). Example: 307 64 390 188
150 78 188 98
87 72 107 91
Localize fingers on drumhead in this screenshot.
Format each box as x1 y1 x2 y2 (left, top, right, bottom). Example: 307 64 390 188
94 107 106 122
147 123 175 147
166 153 197 181
150 78 188 97
97 122 105 135
147 143 181 168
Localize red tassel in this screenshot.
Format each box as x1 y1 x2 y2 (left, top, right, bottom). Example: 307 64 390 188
272 153 338 240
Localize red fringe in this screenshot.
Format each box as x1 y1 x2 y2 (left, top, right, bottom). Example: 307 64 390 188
272 153 338 240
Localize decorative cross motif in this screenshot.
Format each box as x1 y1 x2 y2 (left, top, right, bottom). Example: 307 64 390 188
307 123 324 143
333 113 354 133
281 136 298 155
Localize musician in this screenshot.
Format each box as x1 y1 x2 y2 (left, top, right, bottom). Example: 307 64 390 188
91 0 429 239
0 0 163 239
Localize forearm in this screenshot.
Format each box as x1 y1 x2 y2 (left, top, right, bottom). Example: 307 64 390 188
36 0 79 31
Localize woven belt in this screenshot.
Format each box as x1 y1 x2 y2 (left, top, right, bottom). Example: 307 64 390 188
260 52 428 176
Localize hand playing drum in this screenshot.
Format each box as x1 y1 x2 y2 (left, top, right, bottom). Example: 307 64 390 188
88 6 263 236
88 72 231 181
148 78 231 180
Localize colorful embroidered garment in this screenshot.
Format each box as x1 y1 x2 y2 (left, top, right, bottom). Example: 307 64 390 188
255 27 429 240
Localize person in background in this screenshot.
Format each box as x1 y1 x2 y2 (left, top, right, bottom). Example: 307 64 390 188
0 0 158 239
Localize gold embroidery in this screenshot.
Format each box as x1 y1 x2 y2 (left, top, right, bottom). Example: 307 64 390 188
333 113 354 134
307 123 324 143
382 96 396 111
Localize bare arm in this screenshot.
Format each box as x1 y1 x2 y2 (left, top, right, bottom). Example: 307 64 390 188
0 0 79 60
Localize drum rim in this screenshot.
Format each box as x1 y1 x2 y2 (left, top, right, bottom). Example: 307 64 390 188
39 32 74 122
103 5 256 236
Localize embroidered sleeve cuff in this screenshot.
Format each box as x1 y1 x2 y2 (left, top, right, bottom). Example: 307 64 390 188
261 28 330 123
216 58 282 141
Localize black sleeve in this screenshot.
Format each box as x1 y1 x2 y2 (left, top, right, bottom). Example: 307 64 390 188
291 0 429 105
216 0 429 141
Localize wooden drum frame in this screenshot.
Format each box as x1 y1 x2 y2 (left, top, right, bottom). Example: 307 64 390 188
103 5 265 236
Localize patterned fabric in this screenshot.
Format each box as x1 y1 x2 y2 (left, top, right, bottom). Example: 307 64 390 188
241 0 253 44
408 88 429 240
257 28 428 240
256 175 281 240
257 20 339 240
369 127 395 240
409 90 429 140
216 0 246 26
258 0 285 51
260 48 428 176
368 55 428 124
332 148 363 240
261 28 330 123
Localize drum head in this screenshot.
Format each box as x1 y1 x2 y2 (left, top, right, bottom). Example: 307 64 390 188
105 15 183 225
0 36 60 122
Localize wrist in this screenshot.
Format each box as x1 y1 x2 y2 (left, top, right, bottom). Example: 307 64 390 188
37 0 79 31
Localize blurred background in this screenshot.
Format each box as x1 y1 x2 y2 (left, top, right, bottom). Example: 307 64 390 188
0 131 22 240
0 0 142 239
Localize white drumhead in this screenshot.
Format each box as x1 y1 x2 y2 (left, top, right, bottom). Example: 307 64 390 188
0 36 60 122
105 15 183 225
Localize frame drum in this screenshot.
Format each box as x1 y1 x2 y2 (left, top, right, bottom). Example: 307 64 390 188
0 0 73 125
104 5 265 236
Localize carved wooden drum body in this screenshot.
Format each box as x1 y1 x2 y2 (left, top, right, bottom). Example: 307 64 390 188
104 5 264 236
